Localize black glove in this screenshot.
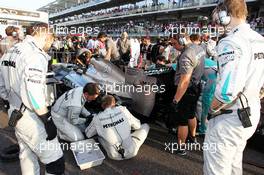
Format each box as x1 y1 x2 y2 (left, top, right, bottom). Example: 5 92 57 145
0 99 10 112
39 112 57 141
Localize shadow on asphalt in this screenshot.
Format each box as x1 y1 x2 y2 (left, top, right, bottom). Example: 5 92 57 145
0 122 264 175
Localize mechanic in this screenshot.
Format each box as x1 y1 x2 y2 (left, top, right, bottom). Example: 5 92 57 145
0 26 22 113
173 33 205 156
85 95 150 160
197 59 217 135
0 23 64 175
129 38 140 68
204 0 264 175
147 55 167 70
51 83 100 142
75 48 92 68
97 32 120 61
0 26 22 58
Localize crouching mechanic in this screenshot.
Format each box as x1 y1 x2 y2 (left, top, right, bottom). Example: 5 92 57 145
204 0 264 175
0 23 64 175
85 95 150 160
51 83 100 142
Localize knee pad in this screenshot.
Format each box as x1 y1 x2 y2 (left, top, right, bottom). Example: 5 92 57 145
46 156 65 175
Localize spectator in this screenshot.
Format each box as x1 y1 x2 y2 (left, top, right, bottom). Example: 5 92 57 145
117 32 131 63
86 36 95 51
140 36 153 68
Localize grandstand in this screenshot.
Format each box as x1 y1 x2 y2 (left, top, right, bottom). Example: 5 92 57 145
38 0 264 36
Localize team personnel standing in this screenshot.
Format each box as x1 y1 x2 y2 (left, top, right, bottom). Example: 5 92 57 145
117 32 131 63
97 32 120 61
0 26 21 58
173 34 205 155
204 0 264 175
86 95 150 160
51 83 100 142
0 26 22 112
0 23 64 175
129 38 140 68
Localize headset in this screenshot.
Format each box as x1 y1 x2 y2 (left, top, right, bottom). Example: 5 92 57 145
215 1 231 26
12 31 17 38
178 35 188 46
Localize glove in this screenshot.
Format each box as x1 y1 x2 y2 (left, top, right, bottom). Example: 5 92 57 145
3 100 10 112
0 99 10 112
39 112 57 141
84 114 94 127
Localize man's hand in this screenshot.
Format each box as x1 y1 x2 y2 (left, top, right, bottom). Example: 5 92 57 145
174 73 192 103
170 100 179 113
45 118 57 141
39 112 57 141
0 99 10 113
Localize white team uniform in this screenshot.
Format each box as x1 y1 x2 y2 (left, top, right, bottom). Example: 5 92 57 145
0 35 63 175
51 87 91 142
85 106 150 160
129 38 140 68
203 23 264 175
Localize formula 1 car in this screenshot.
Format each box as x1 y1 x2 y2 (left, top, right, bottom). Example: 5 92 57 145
49 57 175 117
49 57 264 138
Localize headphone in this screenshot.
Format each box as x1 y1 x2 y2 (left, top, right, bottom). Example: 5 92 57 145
12 31 17 38
178 35 187 46
215 1 231 26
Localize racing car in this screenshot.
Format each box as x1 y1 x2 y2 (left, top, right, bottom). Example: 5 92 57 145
49 57 264 140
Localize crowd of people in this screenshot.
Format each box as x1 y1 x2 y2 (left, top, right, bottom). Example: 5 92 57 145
49 28 218 70
0 0 263 175
51 0 218 25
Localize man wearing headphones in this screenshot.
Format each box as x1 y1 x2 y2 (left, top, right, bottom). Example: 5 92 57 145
0 26 23 113
85 95 150 160
173 33 205 155
0 23 64 175
51 83 100 142
0 26 21 58
204 0 264 174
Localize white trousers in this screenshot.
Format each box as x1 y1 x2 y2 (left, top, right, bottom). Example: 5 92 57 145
203 105 260 175
99 124 150 160
13 109 63 175
52 112 85 142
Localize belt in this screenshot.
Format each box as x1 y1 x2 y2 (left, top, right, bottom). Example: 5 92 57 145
208 109 234 120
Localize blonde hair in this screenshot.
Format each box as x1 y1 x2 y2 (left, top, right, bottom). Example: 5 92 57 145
101 95 116 109
224 0 248 19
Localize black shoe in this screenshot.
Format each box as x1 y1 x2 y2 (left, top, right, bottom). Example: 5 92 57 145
188 136 198 144
175 149 187 156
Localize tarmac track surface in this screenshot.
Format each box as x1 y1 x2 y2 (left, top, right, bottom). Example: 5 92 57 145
0 112 264 175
